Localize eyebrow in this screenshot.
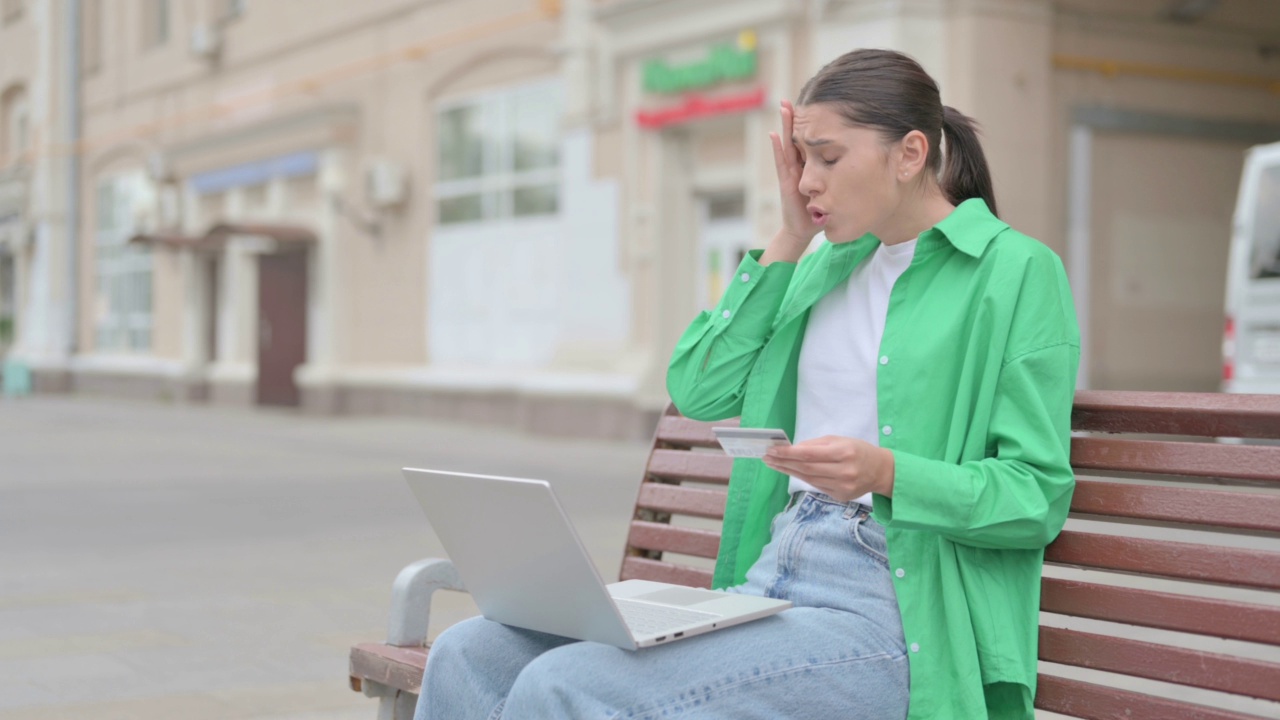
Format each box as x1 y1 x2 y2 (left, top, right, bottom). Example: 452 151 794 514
791 136 834 147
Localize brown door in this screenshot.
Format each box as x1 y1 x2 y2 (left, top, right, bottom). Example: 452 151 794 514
256 251 307 406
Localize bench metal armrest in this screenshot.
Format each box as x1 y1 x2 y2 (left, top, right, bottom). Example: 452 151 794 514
385 558 464 647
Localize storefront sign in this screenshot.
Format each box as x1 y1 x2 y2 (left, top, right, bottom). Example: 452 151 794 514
635 86 766 130
636 31 764 129
642 31 758 95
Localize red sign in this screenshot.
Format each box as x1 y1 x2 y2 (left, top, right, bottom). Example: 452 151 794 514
635 86 767 130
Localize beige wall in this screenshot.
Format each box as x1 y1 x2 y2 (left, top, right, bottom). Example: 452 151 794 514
1049 14 1280 253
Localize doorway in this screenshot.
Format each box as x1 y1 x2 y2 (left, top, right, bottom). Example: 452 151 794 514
1087 132 1249 391
697 192 752 311
256 250 307 406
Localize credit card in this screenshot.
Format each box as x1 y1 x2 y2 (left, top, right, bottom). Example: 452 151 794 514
712 427 792 458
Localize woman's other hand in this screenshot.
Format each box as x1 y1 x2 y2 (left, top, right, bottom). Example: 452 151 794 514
761 100 819 266
762 436 895 502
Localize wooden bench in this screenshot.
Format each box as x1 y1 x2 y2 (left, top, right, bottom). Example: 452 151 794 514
350 391 1280 719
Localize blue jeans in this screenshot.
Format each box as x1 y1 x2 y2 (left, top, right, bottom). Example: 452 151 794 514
415 493 909 720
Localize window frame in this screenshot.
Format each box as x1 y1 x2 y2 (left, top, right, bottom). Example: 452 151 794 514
1 88 28 167
433 79 562 228
94 171 155 353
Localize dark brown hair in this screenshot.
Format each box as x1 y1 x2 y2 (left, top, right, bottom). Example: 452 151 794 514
796 48 998 217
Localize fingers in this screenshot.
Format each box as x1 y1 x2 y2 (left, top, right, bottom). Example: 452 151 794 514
770 131 787 181
761 458 841 485
779 101 800 169
767 436 843 462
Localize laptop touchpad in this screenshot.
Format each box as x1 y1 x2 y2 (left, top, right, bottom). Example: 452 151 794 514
635 587 729 607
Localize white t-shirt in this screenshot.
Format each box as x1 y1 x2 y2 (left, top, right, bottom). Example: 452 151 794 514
789 238 919 504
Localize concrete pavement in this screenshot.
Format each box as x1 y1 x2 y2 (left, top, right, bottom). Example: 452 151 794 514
0 396 650 719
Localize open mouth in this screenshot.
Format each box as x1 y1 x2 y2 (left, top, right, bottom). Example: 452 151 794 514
810 210 829 226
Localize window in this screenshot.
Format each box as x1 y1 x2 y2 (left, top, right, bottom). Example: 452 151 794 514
94 172 154 352
0 86 27 166
7 105 26 164
1249 162 1280 281
435 82 561 225
82 0 102 73
142 0 170 49
0 251 13 348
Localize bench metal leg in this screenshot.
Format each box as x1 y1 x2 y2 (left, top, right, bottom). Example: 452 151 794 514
363 679 419 719
386 558 463 647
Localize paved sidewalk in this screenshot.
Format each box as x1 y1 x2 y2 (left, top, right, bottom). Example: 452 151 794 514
0 396 649 719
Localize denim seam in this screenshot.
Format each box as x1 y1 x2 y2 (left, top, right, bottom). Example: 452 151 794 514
765 501 816 598
608 650 908 720
853 517 889 566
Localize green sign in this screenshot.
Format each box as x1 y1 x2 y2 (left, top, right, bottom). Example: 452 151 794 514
643 32 758 95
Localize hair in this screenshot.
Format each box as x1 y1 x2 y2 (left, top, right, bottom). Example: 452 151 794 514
795 48 998 218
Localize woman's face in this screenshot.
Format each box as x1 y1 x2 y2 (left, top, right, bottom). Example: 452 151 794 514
791 102 902 244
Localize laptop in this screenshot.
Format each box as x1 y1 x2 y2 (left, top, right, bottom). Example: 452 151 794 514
402 468 791 650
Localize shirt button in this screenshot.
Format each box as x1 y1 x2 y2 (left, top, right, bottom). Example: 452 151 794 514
740 273 751 283
879 356 889 365
882 425 893 436
722 310 732 319
895 568 905 578
910 643 920 653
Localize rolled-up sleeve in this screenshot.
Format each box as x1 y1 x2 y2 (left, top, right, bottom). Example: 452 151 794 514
666 251 796 421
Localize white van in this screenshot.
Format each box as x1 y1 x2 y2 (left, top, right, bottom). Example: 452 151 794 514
1222 141 1280 394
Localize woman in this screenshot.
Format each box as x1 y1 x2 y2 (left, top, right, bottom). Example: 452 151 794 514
416 48 1079 720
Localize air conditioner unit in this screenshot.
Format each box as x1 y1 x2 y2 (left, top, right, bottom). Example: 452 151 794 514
190 22 223 60
364 160 408 208
131 180 159 234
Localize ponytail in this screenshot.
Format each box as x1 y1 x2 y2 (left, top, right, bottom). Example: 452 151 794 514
940 106 998 218
798 50 1000 217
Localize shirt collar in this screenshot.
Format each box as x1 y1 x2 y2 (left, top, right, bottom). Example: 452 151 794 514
925 198 1008 258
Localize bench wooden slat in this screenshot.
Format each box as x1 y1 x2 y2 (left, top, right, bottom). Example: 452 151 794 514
350 642 428 694
620 556 714 588
1039 626 1280 702
635 483 728 519
1070 479 1280 532
1040 578 1280 645
626 520 721 558
655 416 736 448
1071 390 1280 439
1070 437 1280 482
1033 674 1269 720
1045 531 1280 590
645 449 733 485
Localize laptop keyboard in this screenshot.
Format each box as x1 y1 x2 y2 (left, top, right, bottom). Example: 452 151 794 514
614 599 721 636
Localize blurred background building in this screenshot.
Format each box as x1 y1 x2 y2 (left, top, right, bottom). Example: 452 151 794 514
0 0 1277 438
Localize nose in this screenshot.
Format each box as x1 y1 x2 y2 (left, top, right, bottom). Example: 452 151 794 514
797 162 821 198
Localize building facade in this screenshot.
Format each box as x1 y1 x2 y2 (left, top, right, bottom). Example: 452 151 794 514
4 0 1279 437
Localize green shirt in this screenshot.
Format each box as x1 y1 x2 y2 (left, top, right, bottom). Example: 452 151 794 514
666 199 1080 720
